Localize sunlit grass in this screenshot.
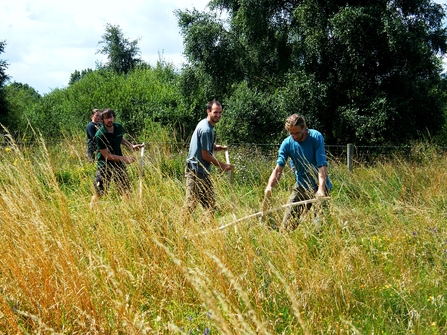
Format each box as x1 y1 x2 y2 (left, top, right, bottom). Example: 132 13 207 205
0 133 446 334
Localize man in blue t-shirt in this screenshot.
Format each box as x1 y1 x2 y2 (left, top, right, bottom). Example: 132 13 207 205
264 114 332 229
185 99 233 216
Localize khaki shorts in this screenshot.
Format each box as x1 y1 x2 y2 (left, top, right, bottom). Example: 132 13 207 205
282 183 330 228
185 168 215 213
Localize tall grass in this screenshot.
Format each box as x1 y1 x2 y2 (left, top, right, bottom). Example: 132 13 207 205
0 134 446 334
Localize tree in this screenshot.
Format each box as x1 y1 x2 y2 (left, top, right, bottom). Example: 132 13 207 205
176 5 291 143
96 24 142 74
0 40 10 116
177 0 447 145
68 68 93 86
2 82 40 135
293 0 447 144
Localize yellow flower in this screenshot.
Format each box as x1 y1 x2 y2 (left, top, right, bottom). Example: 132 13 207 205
4 147 11 153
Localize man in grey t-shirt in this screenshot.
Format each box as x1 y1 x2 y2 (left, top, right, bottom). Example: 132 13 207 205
185 99 232 216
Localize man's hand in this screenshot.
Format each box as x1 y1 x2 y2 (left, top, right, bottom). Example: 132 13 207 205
214 145 228 152
264 185 273 199
123 156 136 164
132 143 144 151
261 186 272 214
221 162 233 172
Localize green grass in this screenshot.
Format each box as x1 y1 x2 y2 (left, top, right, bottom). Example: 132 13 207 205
0 134 446 334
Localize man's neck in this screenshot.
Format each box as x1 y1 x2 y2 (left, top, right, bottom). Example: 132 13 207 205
105 123 114 133
207 117 215 127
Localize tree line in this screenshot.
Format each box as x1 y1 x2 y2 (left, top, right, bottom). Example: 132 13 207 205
1 0 447 146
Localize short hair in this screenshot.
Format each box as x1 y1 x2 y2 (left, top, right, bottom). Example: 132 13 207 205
101 108 115 120
285 114 306 131
206 99 222 111
91 108 101 116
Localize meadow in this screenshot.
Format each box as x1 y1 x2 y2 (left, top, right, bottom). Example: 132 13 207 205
0 133 446 334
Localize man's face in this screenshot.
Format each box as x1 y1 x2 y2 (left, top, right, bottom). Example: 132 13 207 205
103 114 114 127
288 125 305 142
207 103 223 125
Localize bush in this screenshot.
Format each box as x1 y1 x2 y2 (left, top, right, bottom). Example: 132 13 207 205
218 82 285 144
3 63 188 140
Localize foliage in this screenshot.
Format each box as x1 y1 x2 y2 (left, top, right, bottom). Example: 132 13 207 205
1 82 41 137
0 40 10 116
217 81 285 144
68 68 93 86
428 73 447 146
96 23 143 74
316 1 447 144
2 63 187 140
177 0 447 145
177 65 214 135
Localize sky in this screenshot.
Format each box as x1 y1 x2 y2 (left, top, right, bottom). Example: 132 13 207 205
0 0 210 95
1 0 447 95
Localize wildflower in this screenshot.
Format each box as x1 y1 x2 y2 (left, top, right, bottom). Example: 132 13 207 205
4 147 11 153
188 316 193 321
204 327 210 335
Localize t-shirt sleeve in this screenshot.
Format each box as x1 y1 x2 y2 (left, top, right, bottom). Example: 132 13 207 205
276 140 289 167
198 127 214 153
315 134 328 168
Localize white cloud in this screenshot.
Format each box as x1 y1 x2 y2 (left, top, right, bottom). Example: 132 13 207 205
0 0 210 94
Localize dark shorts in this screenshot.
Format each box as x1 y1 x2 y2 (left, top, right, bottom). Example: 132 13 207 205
94 163 131 196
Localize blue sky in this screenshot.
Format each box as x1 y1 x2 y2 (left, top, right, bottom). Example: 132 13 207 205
1 0 446 95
